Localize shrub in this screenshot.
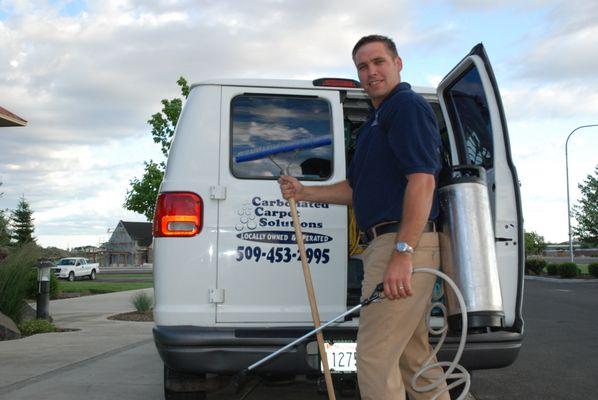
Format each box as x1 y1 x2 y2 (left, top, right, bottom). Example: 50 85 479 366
558 262 579 278
18 319 57 336
546 263 559 276
525 258 546 275
131 291 153 313
0 244 40 323
588 263 598 278
25 268 60 300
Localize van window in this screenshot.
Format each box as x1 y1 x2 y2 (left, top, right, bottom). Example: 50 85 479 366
230 95 333 180
429 102 452 170
442 66 493 169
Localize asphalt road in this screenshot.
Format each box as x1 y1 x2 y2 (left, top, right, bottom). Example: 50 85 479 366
470 278 598 400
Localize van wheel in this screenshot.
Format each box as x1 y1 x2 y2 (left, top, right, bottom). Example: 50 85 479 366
68 272 75 282
164 365 206 400
90 270 96 280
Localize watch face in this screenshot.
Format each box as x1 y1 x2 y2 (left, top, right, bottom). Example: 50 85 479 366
396 242 413 253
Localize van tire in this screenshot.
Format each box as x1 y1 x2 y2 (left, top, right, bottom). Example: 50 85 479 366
90 270 96 280
164 365 206 400
68 272 75 282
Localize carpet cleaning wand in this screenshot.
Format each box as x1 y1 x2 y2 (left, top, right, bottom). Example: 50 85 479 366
231 283 386 393
232 269 471 400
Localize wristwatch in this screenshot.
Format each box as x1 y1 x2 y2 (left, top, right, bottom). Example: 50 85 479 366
395 241 415 254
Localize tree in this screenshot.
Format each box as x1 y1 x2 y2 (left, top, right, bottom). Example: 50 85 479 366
10 196 36 245
573 164 598 245
524 230 546 256
123 161 165 220
0 182 11 247
0 209 10 247
124 77 189 221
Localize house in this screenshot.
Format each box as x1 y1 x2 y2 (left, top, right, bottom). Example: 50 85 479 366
102 221 153 267
0 106 27 127
71 245 102 262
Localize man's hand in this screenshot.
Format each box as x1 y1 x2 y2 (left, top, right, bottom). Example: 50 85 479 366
383 251 413 300
278 175 305 201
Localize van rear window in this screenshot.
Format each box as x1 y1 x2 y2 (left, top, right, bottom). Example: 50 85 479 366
230 94 333 180
443 66 494 169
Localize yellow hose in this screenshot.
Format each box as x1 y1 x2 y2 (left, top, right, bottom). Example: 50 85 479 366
348 206 364 256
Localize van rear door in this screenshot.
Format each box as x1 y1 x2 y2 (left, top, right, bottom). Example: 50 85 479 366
436 44 524 331
216 85 348 324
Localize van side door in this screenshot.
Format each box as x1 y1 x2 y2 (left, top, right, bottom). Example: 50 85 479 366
216 86 348 324
437 43 524 331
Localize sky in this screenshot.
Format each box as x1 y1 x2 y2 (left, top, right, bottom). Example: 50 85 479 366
1 0 597 249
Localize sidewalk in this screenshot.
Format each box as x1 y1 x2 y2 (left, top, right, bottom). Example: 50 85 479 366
0 289 155 395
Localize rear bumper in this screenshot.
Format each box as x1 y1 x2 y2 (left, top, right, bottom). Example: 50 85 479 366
153 325 358 375
432 331 523 370
153 325 522 375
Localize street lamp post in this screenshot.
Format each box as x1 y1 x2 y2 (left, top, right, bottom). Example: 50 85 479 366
565 124 598 262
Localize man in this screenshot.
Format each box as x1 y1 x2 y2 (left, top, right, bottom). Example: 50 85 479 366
278 35 448 399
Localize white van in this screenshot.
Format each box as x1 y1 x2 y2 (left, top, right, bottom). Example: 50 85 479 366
152 43 524 399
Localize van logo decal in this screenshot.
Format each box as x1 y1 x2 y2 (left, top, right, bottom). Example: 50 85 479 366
235 197 327 232
237 230 332 244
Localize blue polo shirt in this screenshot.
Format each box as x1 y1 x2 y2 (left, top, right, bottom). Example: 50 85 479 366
347 82 441 231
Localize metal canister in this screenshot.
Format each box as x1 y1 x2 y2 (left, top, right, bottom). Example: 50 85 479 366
439 166 504 331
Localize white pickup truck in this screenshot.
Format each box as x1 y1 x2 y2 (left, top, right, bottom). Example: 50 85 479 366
51 257 100 281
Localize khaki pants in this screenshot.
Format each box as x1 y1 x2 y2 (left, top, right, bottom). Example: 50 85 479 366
356 232 449 400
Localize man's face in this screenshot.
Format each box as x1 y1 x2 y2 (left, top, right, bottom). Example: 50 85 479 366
353 41 402 108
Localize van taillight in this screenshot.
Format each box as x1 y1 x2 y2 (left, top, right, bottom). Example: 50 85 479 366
313 78 360 88
153 192 203 237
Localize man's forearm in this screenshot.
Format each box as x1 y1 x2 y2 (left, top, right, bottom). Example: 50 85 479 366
396 173 435 247
302 179 353 206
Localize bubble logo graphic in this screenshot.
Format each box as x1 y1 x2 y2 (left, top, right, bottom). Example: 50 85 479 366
235 203 257 231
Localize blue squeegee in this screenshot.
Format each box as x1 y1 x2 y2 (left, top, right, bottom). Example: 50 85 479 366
234 136 332 163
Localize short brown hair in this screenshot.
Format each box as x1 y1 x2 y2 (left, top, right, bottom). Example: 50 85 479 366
352 35 398 59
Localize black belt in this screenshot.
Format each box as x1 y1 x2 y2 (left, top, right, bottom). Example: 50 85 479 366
363 221 436 244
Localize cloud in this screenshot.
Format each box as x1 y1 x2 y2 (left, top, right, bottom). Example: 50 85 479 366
501 83 598 120
0 133 162 246
1 0 427 248
513 0 598 83
0 0 595 248
445 0 550 11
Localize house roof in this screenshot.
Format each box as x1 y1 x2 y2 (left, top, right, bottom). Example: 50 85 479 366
0 106 27 127
121 221 153 247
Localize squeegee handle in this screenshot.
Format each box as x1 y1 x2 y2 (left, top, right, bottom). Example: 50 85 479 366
288 197 336 400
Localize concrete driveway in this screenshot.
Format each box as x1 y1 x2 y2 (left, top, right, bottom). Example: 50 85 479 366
0 289 161 400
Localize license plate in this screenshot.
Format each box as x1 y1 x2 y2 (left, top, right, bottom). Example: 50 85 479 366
321 342 357 373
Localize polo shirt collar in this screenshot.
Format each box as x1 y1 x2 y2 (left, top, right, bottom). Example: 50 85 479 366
375 81 411 110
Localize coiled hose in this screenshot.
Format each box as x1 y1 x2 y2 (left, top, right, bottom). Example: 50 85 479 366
411 268 471 400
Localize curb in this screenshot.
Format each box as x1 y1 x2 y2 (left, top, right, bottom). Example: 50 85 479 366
524 275 596 284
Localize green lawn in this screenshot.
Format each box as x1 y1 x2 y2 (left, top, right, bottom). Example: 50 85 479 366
98 273 153 279
59 281 153 294
578 264 589 274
